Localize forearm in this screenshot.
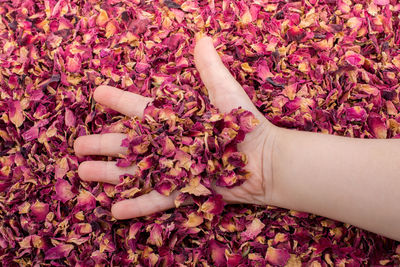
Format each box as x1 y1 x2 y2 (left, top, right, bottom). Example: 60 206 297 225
270 127 400 241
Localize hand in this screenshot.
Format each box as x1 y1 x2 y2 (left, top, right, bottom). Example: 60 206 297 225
74 37 279 219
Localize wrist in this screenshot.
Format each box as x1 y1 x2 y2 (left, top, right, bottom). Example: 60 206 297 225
260 121 282 206
264 125 301 209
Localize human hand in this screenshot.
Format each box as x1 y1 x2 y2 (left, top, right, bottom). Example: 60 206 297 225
74 36 279 219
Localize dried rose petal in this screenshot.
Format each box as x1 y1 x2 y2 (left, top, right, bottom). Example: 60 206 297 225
22 125 39 141
73 223 92 235
65 108 76 127
346 106 368 122
55 179 75 203
183 212 204 228
374 0 390 5
368 114 387 139
265 247 290 266
241 218 265 241
45 244 74 260
76 190 96 210
31 201 49 222
200 194 225 215
8 100 24 128
161 136 176 157
180 177 212 196
154 180 176 196
344 51 365 67
146 224 163 248
208 239 227 266
286 26 306 42
66 55 81 73
96 9 109 27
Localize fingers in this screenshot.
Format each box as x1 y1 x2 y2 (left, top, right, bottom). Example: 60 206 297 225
78 161 136 184
112 190 180 219
74 133 127 156
194 36 265 122
94 85 152 117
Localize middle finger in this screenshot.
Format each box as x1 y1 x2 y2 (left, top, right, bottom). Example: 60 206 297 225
74 133 127 156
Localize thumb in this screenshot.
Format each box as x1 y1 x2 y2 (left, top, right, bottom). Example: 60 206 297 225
194 36 265 122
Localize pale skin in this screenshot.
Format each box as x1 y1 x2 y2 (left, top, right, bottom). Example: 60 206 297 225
74 37 400 242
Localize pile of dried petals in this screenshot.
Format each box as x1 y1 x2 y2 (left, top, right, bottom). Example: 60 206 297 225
1 0 400 266
114 84 257 210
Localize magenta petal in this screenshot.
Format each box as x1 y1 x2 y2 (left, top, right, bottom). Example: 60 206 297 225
200 194 225 215
65 108 76 127
155 180 175 196
137 155 154 170
8 100 24 127
161 136 176 157
241 218 265 241
227 152 246 168
208 239 227 267
190 162 206 175
346 106 367 122
368 114 387 139
147 224 163 247
116 158 133 167
45 244 74 260
286 26 306 42
31 201 49 222
22 125 39 141
238 110 258 133
374 0 389 5
216 170 237 187
55 179 75 203
66 55 81 72
76 190 96 210
265 247 290 266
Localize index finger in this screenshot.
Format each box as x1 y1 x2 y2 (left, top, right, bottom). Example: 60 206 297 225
94 85 152 117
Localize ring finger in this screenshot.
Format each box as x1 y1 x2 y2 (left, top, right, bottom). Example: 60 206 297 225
74 133 127 157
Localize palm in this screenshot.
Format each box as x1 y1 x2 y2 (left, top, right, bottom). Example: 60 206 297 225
209 98 278 206
218 121 273 206
74 37 278 219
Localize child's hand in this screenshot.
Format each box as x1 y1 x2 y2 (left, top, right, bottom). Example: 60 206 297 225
74 37 279 219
